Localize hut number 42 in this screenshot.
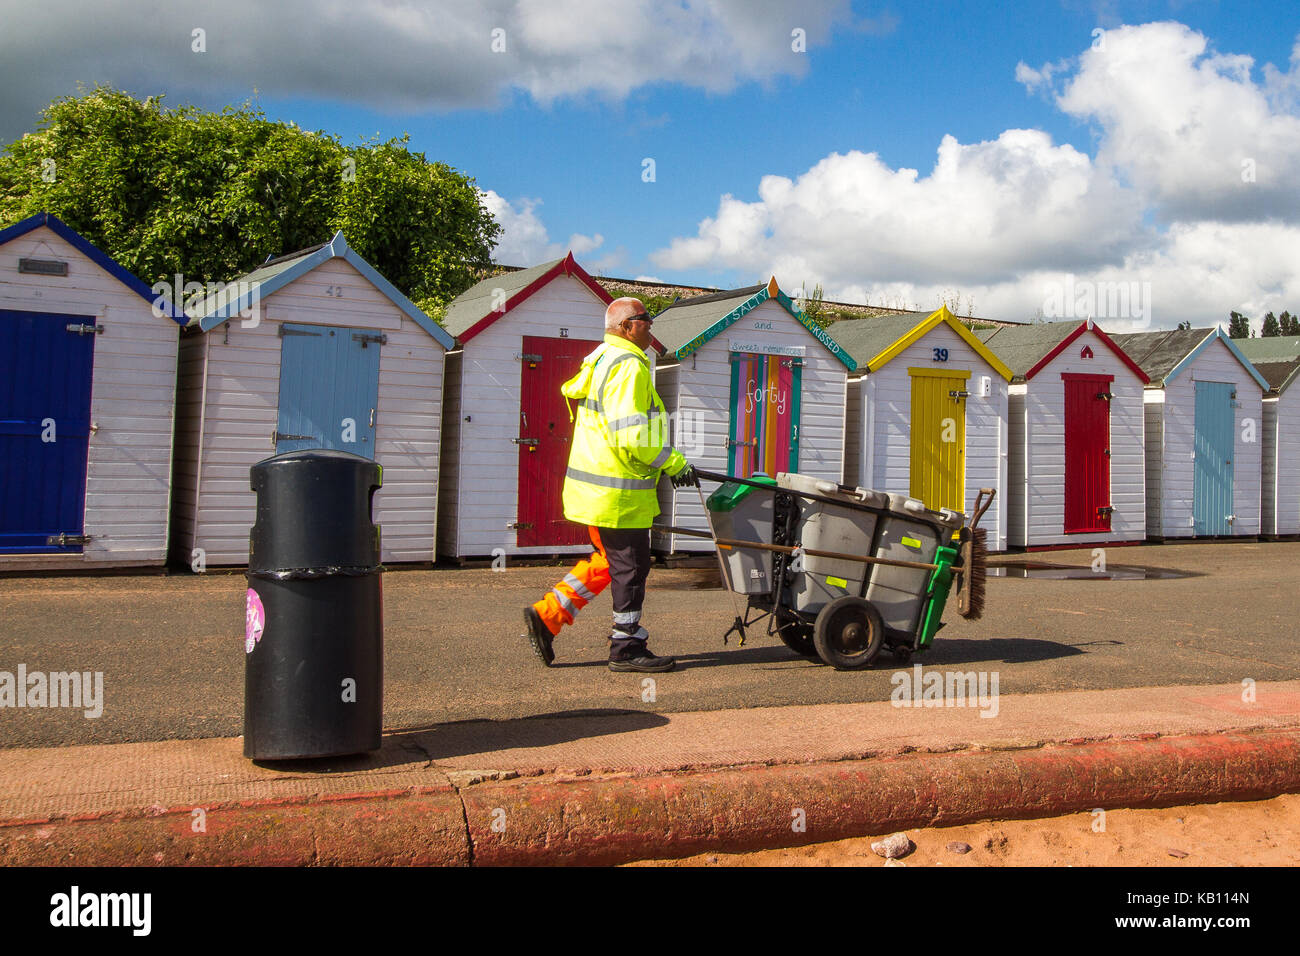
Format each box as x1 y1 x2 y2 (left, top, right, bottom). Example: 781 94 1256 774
932 348 949 361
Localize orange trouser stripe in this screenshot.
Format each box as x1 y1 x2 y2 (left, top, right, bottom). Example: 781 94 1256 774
532 527 612 635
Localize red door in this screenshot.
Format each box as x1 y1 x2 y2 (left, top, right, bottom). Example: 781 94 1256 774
517 335 602 547
1062 373 1113 533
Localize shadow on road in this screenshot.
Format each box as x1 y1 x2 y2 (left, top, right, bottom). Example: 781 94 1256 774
253 709 671 772
906 637 1091 666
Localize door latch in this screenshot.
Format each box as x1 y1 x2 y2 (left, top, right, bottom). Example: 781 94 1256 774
272 429 315 445
513 437 539 446
46 533 92 546
65 323 104 335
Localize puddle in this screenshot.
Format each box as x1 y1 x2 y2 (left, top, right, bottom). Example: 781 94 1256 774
987 562 1193 580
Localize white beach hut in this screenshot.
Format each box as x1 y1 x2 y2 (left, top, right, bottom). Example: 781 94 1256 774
648 278 857 553
978 320 1149 549
1235 336 1300 537
0 212 185 570
437 253 640 558
834 306 1013 552
174 231 454 566
1111 328 1268 539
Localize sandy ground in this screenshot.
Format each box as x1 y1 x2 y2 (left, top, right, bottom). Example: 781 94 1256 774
627 793 1300 866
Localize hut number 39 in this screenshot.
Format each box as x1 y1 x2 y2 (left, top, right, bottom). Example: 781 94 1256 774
932 348 949 362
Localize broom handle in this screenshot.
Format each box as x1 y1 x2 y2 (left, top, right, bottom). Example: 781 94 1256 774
656 524 941 572
969 488 996 531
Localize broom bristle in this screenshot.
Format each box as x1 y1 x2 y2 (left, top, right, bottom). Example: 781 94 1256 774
960 527 988 620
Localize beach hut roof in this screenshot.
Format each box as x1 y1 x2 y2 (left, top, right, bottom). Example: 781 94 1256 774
0 212 186 323
1234 335 1300 394
442 251 623 346
978 319 1150 384
186 231 455 349
650 277 856 370
1109 327 1267 391
832 305 1012 380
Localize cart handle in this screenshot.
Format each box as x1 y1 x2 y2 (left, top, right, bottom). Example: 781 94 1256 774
655 524 942 573
692 469 900 517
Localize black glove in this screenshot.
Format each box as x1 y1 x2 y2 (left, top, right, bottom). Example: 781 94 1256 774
671 464 699 488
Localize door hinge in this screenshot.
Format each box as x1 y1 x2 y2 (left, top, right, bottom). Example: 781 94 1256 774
949 390 970 398
277 325 320 337
352 332 387 347
1096 392 1114 401
727 439 758 448
46 533 91 546
513 437 539 446
272 429 315 445
65 323 104 335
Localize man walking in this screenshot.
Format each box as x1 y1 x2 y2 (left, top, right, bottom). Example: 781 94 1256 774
523 297 696 672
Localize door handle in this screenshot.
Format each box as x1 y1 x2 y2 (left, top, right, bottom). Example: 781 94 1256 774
369 408 376 428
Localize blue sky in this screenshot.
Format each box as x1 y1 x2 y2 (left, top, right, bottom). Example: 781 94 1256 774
2 1 1299 326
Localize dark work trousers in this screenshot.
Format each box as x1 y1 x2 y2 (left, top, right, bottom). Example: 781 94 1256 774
598 527 654 660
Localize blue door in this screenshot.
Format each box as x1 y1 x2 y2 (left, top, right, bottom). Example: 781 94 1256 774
275 323 381 457
1193 381 1235 535
0 310 96 552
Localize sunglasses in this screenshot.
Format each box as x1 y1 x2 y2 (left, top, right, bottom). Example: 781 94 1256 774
625 313 654 326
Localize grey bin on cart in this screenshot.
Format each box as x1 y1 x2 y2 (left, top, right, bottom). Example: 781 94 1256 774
866 494 964 642
706 474 777 594
776 473 888 615
244 449 384 760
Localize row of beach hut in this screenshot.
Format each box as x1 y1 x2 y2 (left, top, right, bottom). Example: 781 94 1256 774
2 211 1296 571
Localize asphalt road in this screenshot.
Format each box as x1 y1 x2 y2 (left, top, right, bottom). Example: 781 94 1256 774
1 542 1298 748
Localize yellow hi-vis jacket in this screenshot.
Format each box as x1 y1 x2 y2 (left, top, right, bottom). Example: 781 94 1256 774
560 334 687 529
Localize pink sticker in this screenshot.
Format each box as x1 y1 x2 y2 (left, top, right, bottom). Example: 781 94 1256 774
245 588 265 653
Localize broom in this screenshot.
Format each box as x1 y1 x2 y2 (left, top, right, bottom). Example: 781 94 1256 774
957 489 995 620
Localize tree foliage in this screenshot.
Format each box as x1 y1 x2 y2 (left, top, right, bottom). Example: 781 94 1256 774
0 87 500 314
1280 310 1300 336
1262 311 1281 337
1227 310 1251 338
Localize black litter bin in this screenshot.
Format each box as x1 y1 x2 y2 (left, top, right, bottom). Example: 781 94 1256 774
244 449 383 760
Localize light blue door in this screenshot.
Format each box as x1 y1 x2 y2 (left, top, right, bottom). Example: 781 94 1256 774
1193 381 1235 535
276 323 381 458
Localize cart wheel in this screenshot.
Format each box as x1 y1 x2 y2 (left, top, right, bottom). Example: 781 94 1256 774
776 620 819 658
813 596 885 670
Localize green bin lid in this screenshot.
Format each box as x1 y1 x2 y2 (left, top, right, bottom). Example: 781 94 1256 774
706 474 776 512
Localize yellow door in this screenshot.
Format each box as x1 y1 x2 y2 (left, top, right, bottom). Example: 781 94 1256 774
909 368 970 513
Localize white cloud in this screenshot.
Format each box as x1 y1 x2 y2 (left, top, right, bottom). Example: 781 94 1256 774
653 21 1300 328
0 0 858 141
480 189 603 266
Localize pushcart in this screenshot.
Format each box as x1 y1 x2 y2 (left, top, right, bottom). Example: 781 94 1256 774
658 470 993 670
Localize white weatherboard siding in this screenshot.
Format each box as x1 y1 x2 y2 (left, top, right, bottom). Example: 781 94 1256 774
1019 332 1145 547
0 225 178 569
1154 340 1263 538
1261 397 1277 536
449 275 608 557
186 258 444 565
856 323 1008 551
1272 387 1300 535
1007 386 1027 546
662 298 848 552
1143 392 1165 538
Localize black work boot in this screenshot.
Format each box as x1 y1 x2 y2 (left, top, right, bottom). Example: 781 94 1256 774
608 637 675 673
522 607 556 667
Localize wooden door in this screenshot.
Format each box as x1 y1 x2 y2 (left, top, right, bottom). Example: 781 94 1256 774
909 368 969 513
1193 381 1235 535
517 335 601 547
727 353 801 477
276 323 381 458
1062 373 1113 533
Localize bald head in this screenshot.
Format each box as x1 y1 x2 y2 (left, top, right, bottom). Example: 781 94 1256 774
605 297 648 331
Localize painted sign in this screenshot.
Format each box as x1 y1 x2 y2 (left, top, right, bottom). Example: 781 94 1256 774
728 338 806 357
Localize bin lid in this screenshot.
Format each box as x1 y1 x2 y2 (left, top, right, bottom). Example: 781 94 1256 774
706 474 776 512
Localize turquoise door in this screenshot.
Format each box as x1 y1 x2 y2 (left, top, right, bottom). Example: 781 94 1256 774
276 323 381 457
1193 381 1235 535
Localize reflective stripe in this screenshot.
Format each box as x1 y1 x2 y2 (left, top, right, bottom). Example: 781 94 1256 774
580 397 601 414
613 610 641 625
610 625 649 642
607 413 649 432
550 588 578 618
566 466 657 490
563 573 597 603
596 352 645 409
649 446 674 469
